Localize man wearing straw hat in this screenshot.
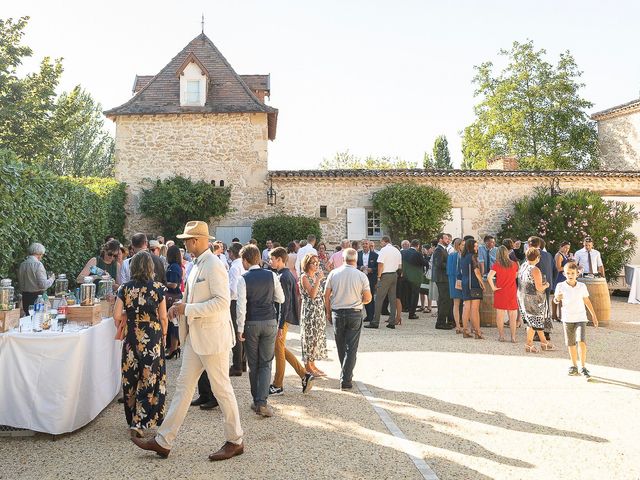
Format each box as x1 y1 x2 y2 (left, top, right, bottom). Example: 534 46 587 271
131 221 244 461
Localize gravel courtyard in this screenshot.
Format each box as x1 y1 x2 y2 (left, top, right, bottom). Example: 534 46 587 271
1 297 639 480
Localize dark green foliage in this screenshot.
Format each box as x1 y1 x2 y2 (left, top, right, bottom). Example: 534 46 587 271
0 150 126 285
372 184 452 243
252 215 322 249
497 188 637 279
139 176 231 239
423 135 452 169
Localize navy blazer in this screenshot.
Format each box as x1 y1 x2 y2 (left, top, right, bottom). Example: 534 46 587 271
357 249 379 285
538 250 557 293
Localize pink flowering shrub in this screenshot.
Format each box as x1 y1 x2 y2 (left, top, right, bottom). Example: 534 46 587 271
497 188 637 279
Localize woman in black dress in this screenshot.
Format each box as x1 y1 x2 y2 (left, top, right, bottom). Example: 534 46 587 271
114 251 168 438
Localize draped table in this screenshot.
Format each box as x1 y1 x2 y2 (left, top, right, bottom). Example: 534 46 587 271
625 264 640 304
0 317 121 434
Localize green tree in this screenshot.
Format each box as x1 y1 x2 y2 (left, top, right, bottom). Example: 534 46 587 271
0 17 63 163
461 40 598 170
372 184 452 242
46 86 115 177
320 150 417 169
252 215 322 248
424 135 452 169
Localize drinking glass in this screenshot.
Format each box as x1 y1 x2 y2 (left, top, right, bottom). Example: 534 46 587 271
28 304 34 329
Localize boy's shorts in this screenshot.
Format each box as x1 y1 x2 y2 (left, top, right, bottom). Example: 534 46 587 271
563 322 587 347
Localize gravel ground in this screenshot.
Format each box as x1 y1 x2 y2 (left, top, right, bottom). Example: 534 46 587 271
1 296 639 480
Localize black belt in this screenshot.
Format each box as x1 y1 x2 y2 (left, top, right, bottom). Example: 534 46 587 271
332 308 362 312
381 272 396 275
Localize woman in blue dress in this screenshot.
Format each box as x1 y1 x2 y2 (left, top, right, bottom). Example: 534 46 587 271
447 238 464 333
457 238 485 339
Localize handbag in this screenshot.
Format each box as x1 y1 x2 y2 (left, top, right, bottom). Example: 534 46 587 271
469 264 483 299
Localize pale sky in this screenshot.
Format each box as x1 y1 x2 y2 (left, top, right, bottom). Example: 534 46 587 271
5 0 640 170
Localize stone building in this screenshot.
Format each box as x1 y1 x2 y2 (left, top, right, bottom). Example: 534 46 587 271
592 98 640 170
107 33 640 266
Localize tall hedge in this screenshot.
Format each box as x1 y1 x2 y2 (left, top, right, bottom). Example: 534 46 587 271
0 150 126 287
252 215 322 249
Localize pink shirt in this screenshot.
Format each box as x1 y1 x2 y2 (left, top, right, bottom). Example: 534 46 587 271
329 251 344 269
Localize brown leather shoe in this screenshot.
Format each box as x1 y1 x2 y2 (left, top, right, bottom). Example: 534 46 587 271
130 436 170 458
208 441 244 461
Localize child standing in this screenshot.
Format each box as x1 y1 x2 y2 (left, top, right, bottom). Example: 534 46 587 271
553 262 598 378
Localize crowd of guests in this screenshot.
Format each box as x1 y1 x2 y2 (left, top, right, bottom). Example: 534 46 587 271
14 224 604 460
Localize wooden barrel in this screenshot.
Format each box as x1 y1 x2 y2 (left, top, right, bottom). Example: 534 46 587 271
479 279 497 327
577 277 611 326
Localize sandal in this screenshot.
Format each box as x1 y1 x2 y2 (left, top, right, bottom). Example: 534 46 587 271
540 343 556 351
462 329 473 338
498 337 506 342
425 307 432 313
455 326 462 334
474 332 485 340
525 344 540 353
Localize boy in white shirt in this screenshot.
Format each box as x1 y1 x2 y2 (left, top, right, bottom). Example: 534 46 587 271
553 262 598 379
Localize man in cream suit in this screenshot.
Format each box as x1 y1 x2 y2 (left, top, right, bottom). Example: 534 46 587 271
131 221 244 461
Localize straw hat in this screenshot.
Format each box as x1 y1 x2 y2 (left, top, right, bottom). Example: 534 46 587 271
176 221 215 240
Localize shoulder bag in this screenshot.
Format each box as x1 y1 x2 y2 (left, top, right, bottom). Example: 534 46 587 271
469 263 483 299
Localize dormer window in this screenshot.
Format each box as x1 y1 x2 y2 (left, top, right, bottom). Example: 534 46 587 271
177 52 209 107
186 80 200 104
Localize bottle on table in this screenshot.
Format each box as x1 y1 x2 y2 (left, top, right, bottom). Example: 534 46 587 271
33 295 45 330
90 266 107 277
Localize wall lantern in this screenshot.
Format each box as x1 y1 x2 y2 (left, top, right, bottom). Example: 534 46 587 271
267 179 277 206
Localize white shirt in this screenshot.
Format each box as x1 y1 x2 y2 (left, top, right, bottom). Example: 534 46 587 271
236 265 285 333
377 244 402 274
574 248 603 274
362 251 370 267
228 258 245 301
295 244 318 276
555 281 589 323
261 248 271 268
217 253 229 271
118 257 131 285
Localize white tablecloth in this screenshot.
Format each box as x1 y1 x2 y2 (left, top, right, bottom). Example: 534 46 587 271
0 317 121 434
626 265 640 304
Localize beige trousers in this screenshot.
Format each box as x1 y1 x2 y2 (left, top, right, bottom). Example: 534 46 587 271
156 337 243 449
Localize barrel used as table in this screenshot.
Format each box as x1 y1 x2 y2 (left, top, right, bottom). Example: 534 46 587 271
480 280 497 327
577 277 611 326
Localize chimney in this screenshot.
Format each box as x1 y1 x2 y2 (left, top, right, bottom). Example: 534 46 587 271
487 155 519 170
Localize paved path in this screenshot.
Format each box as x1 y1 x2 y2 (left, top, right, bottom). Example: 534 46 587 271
1 297 639 479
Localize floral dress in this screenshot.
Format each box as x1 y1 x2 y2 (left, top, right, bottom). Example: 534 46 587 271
299 274 328 362
117 280 167 431
517 263 548 330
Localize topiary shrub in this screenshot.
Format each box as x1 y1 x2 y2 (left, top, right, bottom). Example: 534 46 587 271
252 215 322 249
372 183 452 243
139 176 231 239
0 149 126 285
497 187 637 279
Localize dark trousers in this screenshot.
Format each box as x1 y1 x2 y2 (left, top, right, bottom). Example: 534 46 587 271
408 282 420 315
197 369 213 400
364 280 376 322
230 300 245 372
436 281 453 327
244 320 277 407
21 291 43 315
332 309 363 386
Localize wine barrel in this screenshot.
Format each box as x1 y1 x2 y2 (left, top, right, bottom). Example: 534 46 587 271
479 280 497 327
577 277 611 326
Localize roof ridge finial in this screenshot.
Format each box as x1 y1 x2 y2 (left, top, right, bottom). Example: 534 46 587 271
201 14 204 35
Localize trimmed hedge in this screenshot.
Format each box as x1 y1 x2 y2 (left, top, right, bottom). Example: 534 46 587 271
252 215 322 249
0 150 126 287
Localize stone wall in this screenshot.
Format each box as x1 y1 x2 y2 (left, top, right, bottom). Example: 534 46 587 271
113 113 270 236
269 174 640 247
597 110 640 170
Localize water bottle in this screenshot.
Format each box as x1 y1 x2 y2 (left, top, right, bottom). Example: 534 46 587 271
90 265 107 276
34 295 45 330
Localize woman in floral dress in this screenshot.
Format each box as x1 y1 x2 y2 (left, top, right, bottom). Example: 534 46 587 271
518 248 555 353
299 252 328 377
114 251 168 437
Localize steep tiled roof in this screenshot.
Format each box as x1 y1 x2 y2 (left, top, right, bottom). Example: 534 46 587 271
591 98 640 120
240 75 270 95
132 75 154 94
105 33 278 139
269 169 640 178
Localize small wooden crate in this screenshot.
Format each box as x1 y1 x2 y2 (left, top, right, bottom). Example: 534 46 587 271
0 308 20 332
66 304 102 325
